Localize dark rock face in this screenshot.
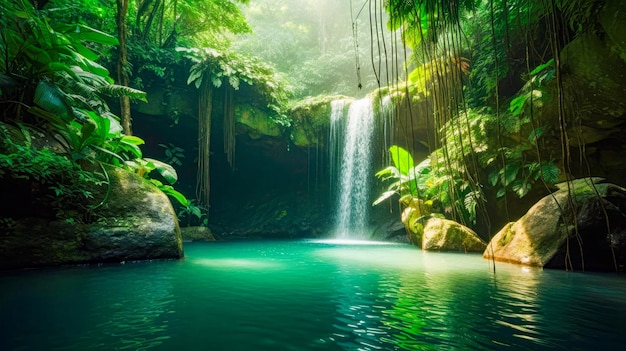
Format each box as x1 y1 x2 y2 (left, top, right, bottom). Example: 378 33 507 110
0 166 183 270
484 178 626 271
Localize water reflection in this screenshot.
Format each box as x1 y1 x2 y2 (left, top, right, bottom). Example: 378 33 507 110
2 241 625 351
317 243 596 350
1 263 176 351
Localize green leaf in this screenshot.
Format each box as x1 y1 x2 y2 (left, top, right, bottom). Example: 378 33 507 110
67 24 119 46
154 182 189 207
187 68 203 85
511 179 531 198
496 187 506 198
375 166 398 179
34 81 72 119
47 62 81 81
373 190 397 206
530 59 554 76
500 165 520 186
389 145 414 175
509 94 526 116
98 85 147 102
488 170 499 186
528 126 546 143
0 74 16 88
539 162 560 184
144 158 178 184
120 135 145 146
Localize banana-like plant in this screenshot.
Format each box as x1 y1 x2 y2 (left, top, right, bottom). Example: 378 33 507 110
0 1 189 208
373 145 431 206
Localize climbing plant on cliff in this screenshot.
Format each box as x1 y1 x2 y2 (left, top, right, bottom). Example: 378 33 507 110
180 47 289 217
375 0 615 270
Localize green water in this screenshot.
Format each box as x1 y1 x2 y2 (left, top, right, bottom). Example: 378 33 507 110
1 240 625 351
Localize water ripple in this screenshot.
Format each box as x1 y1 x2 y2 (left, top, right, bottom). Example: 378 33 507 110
2 241 625 351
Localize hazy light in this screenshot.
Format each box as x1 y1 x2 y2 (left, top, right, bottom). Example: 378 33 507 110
309 239 398 246
193 258 282 269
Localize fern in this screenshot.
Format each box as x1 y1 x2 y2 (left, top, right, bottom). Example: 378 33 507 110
539 161 561 183
98 85 147 102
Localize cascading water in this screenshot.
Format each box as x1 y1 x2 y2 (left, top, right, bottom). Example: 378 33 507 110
328 99 346 196
332 97 375 238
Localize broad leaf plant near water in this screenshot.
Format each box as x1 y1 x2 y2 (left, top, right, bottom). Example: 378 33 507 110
0 0 189 224
371 0 601 236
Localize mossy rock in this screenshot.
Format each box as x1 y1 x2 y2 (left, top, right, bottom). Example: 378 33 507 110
401 198 433 244
288 95 353 147
236 104 282 139
0 166 183 269
484 177 626 271
422 217 487 252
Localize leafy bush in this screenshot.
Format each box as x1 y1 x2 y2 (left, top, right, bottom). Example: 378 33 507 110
0 125 104 221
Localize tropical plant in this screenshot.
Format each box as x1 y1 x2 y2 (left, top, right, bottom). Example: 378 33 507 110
133 0 251 48
177 200 208 227
0 124 105 221
159 143 185 166
373 145 431 206
0 1 189 210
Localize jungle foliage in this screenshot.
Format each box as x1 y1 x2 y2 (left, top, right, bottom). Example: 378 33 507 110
0 0 189 221
371 0 604 228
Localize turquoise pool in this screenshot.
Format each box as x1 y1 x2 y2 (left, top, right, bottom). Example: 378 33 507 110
1 240 625 350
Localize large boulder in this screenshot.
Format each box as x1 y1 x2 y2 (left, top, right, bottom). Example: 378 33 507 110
401 198 486 252
0 166 183 269
422 217 487 252
484 178 626 271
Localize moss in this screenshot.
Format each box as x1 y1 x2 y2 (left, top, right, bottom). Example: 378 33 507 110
498 223 516 246
287 94 353 147
235 104 282 138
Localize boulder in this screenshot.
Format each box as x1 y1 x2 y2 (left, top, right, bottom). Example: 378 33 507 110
180 226 216 241
400 197 486 252
0 166 183 269
484 178 626 271
421 217 487 252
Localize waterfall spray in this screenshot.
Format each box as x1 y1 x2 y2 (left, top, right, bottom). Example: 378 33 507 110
333 97 375 238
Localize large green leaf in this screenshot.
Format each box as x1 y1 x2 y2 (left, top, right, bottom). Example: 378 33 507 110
34 81 72 120
389 145 414 176
0 74 16 88
155 183 189 207
144 158 178 184
65 24 119 46
372 190 398 206
98 85 148 102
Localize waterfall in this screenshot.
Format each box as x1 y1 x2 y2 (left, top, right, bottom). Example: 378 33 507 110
332 97 375 238
328 100 346 196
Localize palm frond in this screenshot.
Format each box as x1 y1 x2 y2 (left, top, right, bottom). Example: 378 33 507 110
97 85 148 102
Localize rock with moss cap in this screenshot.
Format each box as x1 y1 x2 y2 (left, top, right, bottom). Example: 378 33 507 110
401 198 485 252
288 95 353 147
421 217 487 252
0 166 183 269
484 177 626 271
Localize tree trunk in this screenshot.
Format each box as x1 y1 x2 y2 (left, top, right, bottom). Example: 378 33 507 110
116 0 132 135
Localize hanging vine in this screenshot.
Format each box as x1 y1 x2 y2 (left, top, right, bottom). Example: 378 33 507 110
180 47 289 220
197 76 213 213
223 85 236 169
